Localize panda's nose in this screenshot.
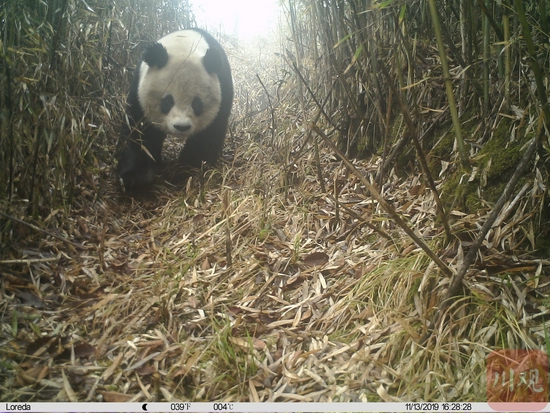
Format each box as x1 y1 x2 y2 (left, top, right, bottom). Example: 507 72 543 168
174 124 191 133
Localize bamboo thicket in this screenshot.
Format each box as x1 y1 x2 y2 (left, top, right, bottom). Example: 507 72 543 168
280 0 550 183
0 0 194 214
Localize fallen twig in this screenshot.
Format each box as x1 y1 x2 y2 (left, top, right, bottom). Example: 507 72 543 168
0 211 87 250
311 124 453 278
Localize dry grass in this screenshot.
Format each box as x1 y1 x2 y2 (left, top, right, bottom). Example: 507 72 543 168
2 0 550 404
2 43 549 400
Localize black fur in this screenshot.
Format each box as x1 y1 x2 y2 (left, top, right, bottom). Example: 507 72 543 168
117 28 233 191
142 42 169 68
203 47 223 74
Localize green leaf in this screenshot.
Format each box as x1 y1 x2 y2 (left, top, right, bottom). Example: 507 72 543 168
399 4 407 24
30 322 42 336
374 0 395 10
333 33 352 49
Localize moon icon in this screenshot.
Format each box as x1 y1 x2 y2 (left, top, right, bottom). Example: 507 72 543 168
142 403 148 411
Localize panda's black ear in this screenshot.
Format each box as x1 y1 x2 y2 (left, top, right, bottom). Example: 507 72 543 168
143 42 169 69
203 47 222 74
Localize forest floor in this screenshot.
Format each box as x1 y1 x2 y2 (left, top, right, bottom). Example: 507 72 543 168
1 43 549 403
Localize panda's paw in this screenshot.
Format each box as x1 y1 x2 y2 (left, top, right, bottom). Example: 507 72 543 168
119 165 156 192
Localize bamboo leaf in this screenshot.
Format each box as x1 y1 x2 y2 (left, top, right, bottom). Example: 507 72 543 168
11 310 17 337
399 4 407 24
374 0 395 10
333 33 352 49
344 44 363 74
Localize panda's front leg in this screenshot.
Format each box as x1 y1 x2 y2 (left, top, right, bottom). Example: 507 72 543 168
118 126 166 191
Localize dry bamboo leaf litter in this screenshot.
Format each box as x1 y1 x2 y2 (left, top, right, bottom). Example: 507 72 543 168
2 31 550 405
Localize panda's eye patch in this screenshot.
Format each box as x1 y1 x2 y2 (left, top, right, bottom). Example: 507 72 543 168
160 95 175 114
192 97 204 116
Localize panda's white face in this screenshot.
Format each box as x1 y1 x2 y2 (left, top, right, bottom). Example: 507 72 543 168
137 30 222 138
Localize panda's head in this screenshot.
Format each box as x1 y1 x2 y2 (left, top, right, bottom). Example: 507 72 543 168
137 31 223 137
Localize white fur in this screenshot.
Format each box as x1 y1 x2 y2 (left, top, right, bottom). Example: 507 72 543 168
137 30 222 138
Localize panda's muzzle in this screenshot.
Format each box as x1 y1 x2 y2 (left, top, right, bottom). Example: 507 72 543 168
174 123 192 133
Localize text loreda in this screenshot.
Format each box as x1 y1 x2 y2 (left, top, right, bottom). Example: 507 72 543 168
5 404 31 411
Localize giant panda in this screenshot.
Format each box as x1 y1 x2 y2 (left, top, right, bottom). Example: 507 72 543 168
117 29 233 191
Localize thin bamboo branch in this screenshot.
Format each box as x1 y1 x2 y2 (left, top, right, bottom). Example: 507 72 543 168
378 61 454 242
423 136 538 342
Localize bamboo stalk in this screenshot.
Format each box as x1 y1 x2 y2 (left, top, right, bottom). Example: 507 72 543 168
482 0 490 114
514 0 550 128
427 0 468 169
503 0 511 103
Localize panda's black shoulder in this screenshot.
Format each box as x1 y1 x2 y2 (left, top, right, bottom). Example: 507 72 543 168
187 28 222 50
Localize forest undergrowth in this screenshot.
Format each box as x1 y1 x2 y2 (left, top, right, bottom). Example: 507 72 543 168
2 0 550 403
